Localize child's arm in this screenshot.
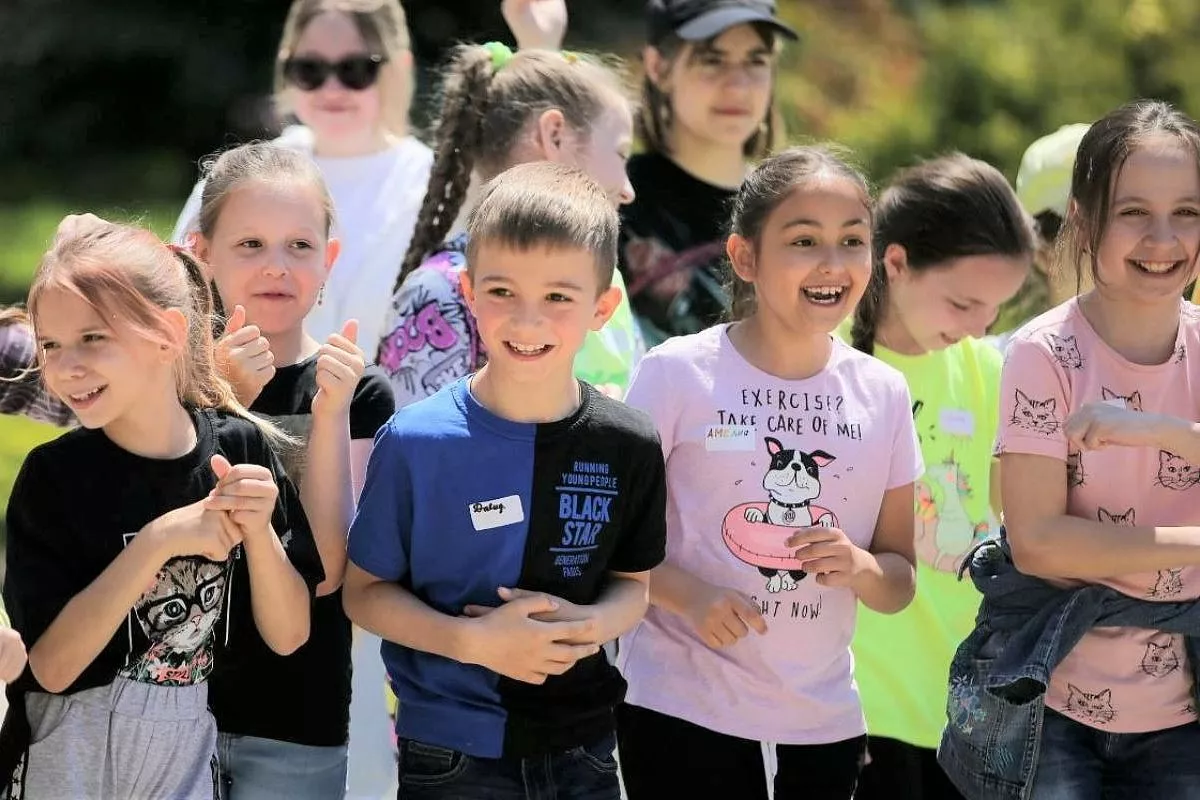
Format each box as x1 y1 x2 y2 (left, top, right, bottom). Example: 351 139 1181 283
1066 403 1200 463
301 321 365 596
343 564 600 685
205 455 312 655
0 627 27 684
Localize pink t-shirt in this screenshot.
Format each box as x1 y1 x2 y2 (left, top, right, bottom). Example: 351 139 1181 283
996 298 1200 733
617 325 923 744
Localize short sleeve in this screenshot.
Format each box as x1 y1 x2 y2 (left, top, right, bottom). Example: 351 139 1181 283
994 335 1070 462
623 350 679 458
376 263 477 410
888 379 924 490
249 428 325 593
606 433 667 575
349 368 396 440
976 338 1005 447
346 419 414 582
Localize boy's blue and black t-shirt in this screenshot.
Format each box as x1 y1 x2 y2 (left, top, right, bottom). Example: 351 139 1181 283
347 378 667 758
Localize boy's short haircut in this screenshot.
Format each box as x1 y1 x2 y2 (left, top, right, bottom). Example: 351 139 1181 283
465 162 618 289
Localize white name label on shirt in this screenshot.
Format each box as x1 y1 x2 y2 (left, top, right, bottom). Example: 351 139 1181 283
1102 398 1127 409
939 408 976 437
705 425 758 452
469 495 525 531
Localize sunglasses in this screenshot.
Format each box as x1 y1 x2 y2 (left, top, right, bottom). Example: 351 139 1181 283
282 54 387 91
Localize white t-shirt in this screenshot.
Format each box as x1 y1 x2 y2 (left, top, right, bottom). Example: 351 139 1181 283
173 126 434 355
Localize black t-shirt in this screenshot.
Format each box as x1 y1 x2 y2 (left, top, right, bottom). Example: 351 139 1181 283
618 152 738 346
208 355 394 747
3 408 323 696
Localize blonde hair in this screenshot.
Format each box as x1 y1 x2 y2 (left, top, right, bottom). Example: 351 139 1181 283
275 0 413 138
28 217 289 445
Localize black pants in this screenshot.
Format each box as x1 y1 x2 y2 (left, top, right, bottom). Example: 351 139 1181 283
616 703 866 800
855 736 963 800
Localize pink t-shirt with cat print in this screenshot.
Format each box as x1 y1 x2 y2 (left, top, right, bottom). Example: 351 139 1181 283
997 298 1200 733
616 325 923 744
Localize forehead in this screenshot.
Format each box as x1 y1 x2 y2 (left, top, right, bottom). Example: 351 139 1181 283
1113 136 1200 201
472 241 602 289
919 254 1029 297
692 23 771 55
765 175 869 228
34 286 110 334
294 11 367 55
215 180 327 232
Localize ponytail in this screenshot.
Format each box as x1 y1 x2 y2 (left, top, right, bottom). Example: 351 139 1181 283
849 267 886 355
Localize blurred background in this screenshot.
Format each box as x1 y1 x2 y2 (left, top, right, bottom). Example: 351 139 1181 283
2 0 1199 533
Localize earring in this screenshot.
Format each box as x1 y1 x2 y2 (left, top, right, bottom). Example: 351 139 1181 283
318 284 325 306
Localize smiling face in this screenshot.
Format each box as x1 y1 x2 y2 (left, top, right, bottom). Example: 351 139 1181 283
196 179 337 339
34 287 178 431
461 242 620 387
729 174 872 337
1093 135 1200 305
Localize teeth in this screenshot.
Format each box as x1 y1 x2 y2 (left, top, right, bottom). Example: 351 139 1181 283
803 286 846 304
70 387 102 402
508 343 548 355
1135 260 1178 274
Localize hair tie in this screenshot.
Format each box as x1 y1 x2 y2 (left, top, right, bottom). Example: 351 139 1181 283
483 41 514 71
561 50 580 64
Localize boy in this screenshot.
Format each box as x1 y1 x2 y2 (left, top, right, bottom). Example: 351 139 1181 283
343 162 667 799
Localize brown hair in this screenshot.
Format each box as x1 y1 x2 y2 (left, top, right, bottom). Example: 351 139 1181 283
394 46 628 293
275 0 413 137
466 162 619 287
726 145 872 320
27 217 287 443
639 25 782 161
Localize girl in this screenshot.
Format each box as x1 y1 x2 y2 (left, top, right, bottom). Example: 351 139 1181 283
174 0 433 355
615 146 922 799
845 154 1035 799
995 100 1200 798
189 142 395 798
2 216 322 798
621 0 796 345
377 44 644 405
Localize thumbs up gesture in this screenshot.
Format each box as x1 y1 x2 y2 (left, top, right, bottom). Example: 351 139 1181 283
312 319 366 418
216 305 275 406
204 454 279 541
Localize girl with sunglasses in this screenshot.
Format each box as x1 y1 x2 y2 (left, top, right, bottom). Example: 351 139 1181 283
174 0 431 366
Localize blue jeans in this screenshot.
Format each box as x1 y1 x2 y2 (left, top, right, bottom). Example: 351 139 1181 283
217 733 348 800
396 733 620 800
1030 709 1200 799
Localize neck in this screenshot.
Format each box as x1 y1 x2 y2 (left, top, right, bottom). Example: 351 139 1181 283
268 329 320 368
666 129 747 190
312 127 399 159
1078 291 1180 365
469 365 581 424
104 385 198 460
873 304 925 356
728 315 832 380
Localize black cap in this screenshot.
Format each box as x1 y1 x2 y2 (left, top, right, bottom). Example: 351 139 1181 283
647 0 799 45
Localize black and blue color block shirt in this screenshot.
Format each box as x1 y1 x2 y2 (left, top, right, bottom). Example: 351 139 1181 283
347 378 667 758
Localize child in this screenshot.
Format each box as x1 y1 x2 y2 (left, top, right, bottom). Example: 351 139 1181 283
343 162 667 799
174 0 433 354
988 100 1200 798
377 44 644 405
621 0 796 344
845 154 1035 800
189 142 395 798
615 146 923 800
0 308 72 426
2 216 323 798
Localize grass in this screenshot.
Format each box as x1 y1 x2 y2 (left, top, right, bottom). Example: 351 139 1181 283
0 200 177 543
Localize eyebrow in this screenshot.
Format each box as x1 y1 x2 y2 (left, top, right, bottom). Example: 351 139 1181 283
1114 195 1200 205
780 218 868 229
697 44 773 58
476 276 587 292
36 326 107 343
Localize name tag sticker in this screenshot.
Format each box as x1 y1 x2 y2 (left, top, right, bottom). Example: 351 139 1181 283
705 424 757 452
1102 398 1126 409
469 495 524 531
939 409 976 437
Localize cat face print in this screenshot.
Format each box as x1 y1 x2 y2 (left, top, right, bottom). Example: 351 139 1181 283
1097 507 1136 526
1141 639 1181 678
1101 387 1142 412
1157 451 1200 491
1149 568 1185 599
1064 684 1115 724
1045 334 1083 369
1011 390 1060 435
133 558 228 653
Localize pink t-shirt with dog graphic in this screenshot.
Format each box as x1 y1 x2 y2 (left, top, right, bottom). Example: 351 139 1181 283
617 324 923 744
996 298 1200 733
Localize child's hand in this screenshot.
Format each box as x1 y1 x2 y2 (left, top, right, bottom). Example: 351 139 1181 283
203 455 279 539
463 587 604 646
311 320 365 418
501 0 567 51
681 581 767 649
787 527 874 590
0 627 28 683
461 592 601 684
216 305 275 406
1065 403 1176 451
146 498 242 563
